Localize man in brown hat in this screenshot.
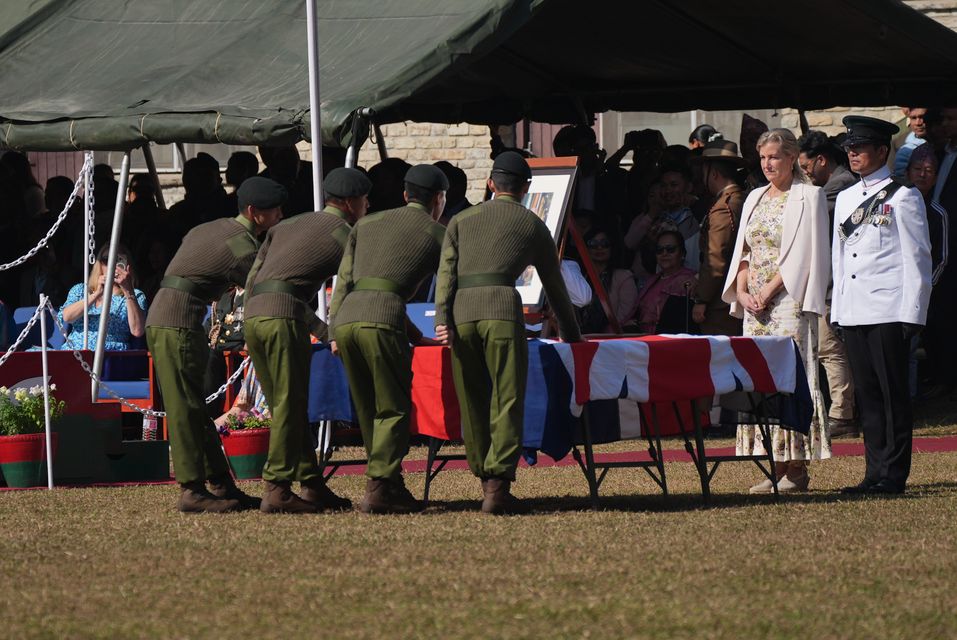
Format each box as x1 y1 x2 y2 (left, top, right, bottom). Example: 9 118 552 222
691 139 745 335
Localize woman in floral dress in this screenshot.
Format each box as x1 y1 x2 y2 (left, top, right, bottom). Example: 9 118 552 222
722 129 832 493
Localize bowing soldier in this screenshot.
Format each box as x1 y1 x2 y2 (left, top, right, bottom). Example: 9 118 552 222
147 177 285 512
434 152 582 515
329 164 448 514
832 116 932 494
321 167 372 225
242 172 370 513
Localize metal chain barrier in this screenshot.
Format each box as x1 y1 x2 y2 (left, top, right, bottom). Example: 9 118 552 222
85 156 97 265
0 303 47 369
0 155 94 272
45 301 250 418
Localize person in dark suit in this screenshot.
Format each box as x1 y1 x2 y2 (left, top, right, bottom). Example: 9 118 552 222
799 131 859 437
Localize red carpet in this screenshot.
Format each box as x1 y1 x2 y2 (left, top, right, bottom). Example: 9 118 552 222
5 435 957 488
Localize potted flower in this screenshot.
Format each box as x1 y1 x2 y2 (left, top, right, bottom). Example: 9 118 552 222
217 408 271 479
0 385 66 487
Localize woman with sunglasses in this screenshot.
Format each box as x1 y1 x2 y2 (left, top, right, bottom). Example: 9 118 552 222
57 243 147 351
722 128 831 494
579 227 638 333
635 230 697 333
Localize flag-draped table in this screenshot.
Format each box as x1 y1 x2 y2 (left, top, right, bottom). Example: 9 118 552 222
307 335 811 504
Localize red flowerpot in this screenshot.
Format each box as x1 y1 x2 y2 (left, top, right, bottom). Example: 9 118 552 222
219 428 270 479
0 433 59 488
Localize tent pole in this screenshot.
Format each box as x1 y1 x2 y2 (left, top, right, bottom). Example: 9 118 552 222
175 143 187 167
91 151 131 403
142 143 167 211
306 0 324 208
374 123 388 161
82 153 92 350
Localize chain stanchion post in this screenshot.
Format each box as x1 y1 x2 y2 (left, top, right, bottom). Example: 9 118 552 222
82 153 92 350
39 296 55 490
91 152 131 403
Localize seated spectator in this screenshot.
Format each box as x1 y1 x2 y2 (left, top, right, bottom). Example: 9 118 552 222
224 151 260 215
890 107 927 178
578 227 638 333
138 233 176 305
624 165 701 281
367 157 412 212
740 113 770 189
167 156 230 243
0 151 44 218
258 145 314 217
635 230 697 333
57 243 146 351
689 124 719 149
434 161 472 224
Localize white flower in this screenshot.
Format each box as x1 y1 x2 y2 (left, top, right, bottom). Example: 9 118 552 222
14 389 28 402
49 384 57 392
29 385 43 396
0 386 7 396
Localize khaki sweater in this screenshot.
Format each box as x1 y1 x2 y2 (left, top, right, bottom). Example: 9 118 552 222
434 195 581 341
244 212 351 335
329 203 444 334
146 215 259 330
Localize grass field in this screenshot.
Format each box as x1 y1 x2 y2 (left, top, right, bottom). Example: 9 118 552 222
2 433 956 639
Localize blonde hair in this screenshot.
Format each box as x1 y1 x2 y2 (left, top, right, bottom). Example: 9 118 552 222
86 260 103 294
756 128 809 184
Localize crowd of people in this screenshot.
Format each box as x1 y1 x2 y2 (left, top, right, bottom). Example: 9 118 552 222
1 104 953 509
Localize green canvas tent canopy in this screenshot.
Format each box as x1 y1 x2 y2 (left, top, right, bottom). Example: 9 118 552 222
2 0 957 151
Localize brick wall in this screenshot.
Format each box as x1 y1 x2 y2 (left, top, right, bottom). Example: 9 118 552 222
357 123 494 204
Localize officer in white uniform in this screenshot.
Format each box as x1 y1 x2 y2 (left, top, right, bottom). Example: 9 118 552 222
831 115 932 494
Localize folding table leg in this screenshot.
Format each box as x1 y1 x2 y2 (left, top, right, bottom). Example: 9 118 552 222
749 394 779 501
579 406 601 510
688 401 711 502
640 402 668 495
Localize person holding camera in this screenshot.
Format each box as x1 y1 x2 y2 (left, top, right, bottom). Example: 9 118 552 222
57 243 147 351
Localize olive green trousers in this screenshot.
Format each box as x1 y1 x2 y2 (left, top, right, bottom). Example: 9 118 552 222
245 316 320 483
450 320 528 480
334 322 412 481
147 326 230 484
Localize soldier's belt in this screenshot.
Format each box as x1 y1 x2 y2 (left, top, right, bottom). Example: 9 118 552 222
159 275 212 301
250 279 313 301
353 277 410 298
458 273 515 288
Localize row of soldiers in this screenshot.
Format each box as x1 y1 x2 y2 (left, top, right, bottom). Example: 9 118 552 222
145 152 581 515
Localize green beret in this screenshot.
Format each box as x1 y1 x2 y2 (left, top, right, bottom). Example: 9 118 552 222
324 167 372 198
842 115 900 147
237 176 287 210
491 151 532 181
405 164 449 192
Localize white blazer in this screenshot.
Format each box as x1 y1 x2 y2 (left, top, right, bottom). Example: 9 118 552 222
831 167 931 326
721 180 831 318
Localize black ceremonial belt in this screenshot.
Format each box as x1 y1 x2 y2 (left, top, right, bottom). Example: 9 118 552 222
839 180 905 242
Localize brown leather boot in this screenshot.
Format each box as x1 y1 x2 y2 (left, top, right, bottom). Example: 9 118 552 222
359 477 424 514
481 478 528 515
178 481 241 513
260 480 319 514
208 475 261 511
300 478 352 512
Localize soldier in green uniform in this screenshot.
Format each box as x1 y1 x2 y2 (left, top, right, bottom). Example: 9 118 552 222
329 164 448 514
434 152 582 514
146 177 285 513
321 167 372 225
244 171 371 513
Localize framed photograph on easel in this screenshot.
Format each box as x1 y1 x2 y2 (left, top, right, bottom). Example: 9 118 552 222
511 156 579 310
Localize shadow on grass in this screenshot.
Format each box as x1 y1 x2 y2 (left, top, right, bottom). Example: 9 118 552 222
422 481 957 515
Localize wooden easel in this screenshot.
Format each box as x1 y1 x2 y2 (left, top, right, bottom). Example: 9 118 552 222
523 156 621 337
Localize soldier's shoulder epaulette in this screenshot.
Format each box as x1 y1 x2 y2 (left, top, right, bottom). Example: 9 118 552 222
225 231 257 259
